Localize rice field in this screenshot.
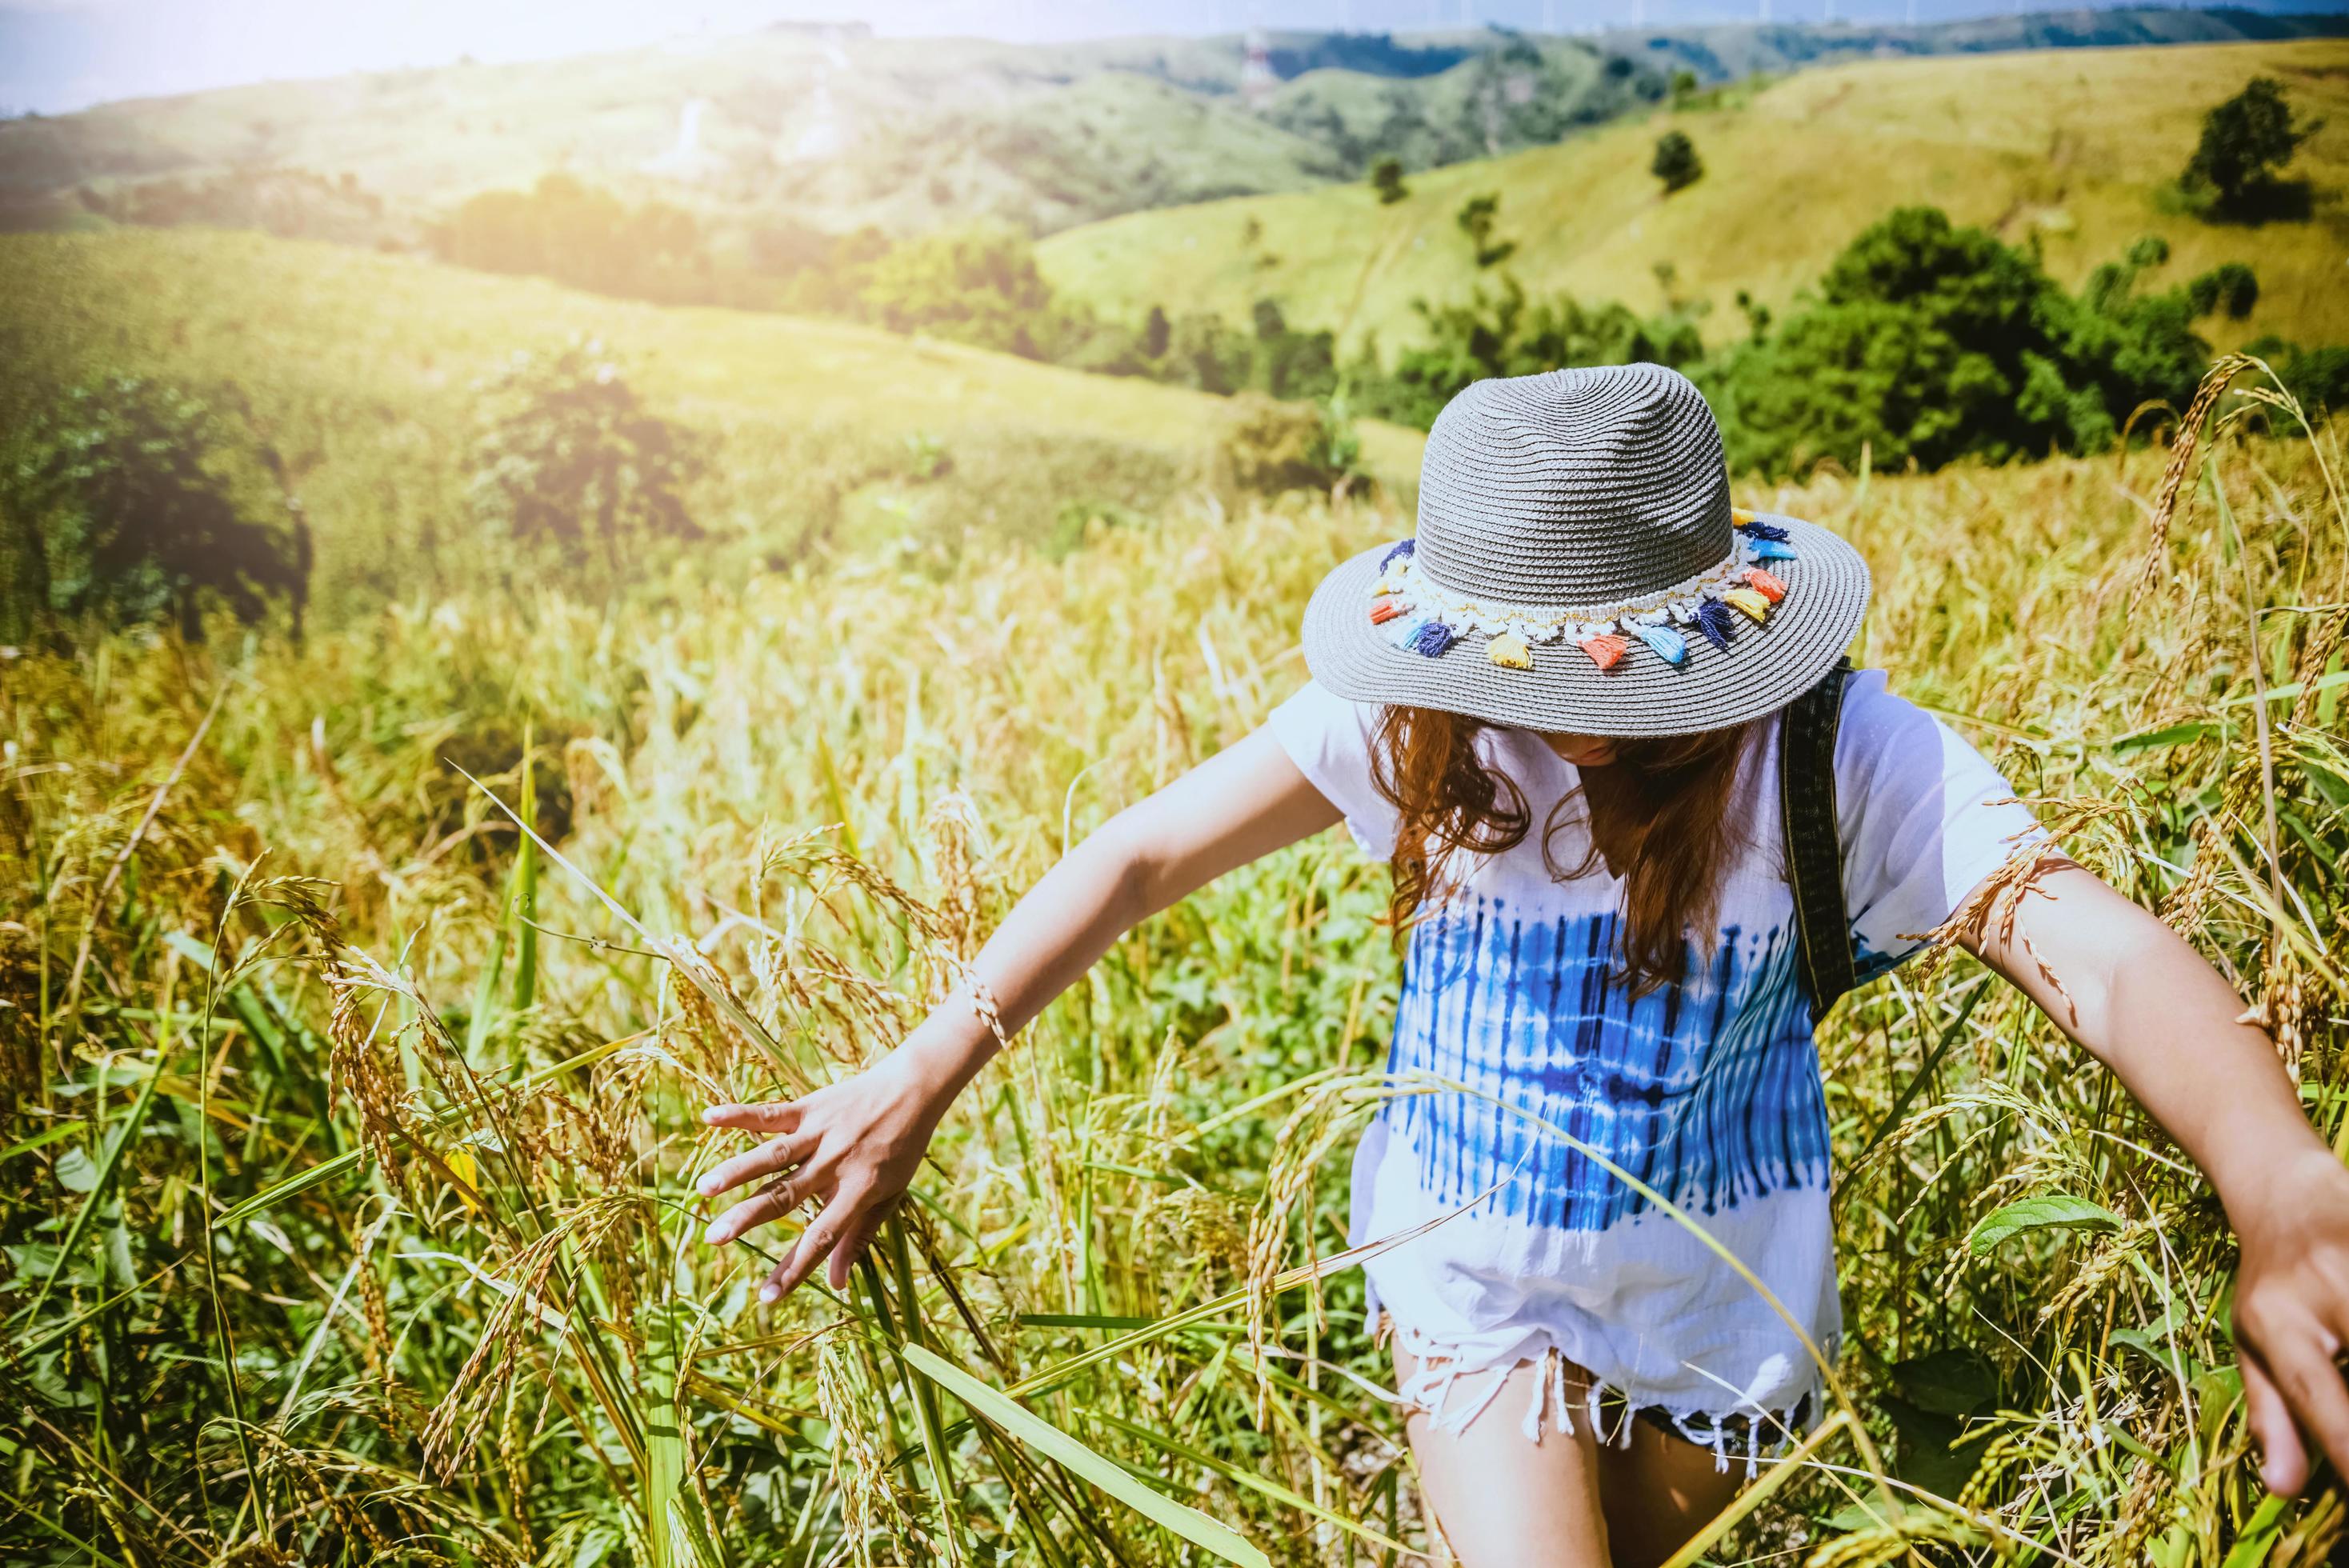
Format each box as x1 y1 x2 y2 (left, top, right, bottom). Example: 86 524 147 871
4 350 2347 1567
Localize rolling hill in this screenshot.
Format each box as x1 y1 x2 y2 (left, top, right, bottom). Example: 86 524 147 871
0 227 1423 616
2 10 2344 244
1038 38 2349 361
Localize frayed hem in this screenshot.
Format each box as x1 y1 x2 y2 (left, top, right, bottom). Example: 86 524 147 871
1387 1320 1826 1473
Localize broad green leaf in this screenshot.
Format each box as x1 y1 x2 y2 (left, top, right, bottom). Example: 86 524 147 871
52 1146 99 1194
2111 721 2219 755
902 1342 1271 1568
1967 1194 2121 1255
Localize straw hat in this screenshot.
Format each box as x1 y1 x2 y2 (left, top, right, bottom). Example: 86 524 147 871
1301 364 1871 738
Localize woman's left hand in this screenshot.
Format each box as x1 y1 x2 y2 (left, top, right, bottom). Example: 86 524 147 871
2230 1146 2349 1494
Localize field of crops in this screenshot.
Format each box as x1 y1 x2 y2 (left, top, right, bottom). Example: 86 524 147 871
6 238 2347 1568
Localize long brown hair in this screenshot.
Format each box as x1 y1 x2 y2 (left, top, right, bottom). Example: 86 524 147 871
1369 705 1754 994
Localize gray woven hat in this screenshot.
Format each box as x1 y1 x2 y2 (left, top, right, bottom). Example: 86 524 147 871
1301 364 1870 738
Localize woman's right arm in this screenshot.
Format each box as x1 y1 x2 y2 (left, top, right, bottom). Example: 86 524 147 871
696 724 1343 1300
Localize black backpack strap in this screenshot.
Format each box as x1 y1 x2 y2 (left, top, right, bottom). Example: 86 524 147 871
1779 658 1856 1022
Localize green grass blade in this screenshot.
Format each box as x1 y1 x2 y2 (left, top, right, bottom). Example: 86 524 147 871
1088 1406 1413 1556
902 1342 1271 1568
23 1041 170 1322
511 725 538 1014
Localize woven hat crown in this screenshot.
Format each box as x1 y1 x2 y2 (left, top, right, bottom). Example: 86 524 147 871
1415 364 1733 607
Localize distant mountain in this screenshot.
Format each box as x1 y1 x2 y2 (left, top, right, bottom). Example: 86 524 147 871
1 6 2343 244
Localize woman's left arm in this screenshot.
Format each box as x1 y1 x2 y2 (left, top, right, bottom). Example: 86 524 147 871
1965 860 2349 1495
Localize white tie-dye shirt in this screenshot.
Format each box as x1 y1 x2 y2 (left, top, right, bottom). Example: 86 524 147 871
1269 669 2041 1455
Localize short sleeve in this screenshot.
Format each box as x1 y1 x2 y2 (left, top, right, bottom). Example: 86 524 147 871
1267 680 1399 860
1833 669 2047 976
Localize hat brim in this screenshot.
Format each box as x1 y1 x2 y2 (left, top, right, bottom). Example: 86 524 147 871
1299 514 1871 738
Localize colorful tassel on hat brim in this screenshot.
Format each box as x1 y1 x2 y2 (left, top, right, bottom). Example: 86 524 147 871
1384 613 1431 650
1627 622 1688 665
1577 633 1629 670
1359 523 1803 670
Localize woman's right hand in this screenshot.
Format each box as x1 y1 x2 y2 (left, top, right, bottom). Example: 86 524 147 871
697 1040 964 1300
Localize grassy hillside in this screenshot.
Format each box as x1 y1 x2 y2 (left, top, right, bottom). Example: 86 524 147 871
6 12 2343 243
1039 38 2349 360
0 227 1422 614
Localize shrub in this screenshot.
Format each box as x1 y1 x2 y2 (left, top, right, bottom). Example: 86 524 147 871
858 224 1058 358
1 376 306 643
1651 130 1703 194
1707 207 2251 475
1347 275 1707 429
1251 299 1340 402
2243 336 2349 418
430 174 712 305
467 340 702 578
1371 155 1410 205
1215 393 1364 496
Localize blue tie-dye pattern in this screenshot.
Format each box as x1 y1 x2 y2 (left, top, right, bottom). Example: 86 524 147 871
1385 894 1830 1231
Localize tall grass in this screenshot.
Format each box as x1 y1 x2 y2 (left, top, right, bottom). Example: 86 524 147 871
4 362 2346 1566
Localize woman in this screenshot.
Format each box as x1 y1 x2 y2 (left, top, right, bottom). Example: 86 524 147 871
696 366 2349 1566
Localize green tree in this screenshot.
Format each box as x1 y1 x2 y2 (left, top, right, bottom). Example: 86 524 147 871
858 225 1058 358
1142 304 1172 358
1707 207 2250 475
469 340 702 579
1215 393 1364 496
1651 130 1703 194
2 377 306 644
2183 78 2322 213
431 174 711 304
1669 68 1700 103
1371 155 1410 205
1455 192 1515 269
1249 298 1339 402
1349 275 1707 429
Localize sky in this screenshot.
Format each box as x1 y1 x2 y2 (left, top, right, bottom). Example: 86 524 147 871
2 0 2339 116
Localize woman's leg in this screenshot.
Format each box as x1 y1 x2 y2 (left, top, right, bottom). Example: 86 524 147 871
1392 1343 1612 1566
1593 1416 1747 1568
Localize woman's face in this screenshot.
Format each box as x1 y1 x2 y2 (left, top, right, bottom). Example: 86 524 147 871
1536 732 1620 767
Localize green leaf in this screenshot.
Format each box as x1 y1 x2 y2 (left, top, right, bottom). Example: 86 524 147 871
1967 1194 2122 1255
902 1342 1271 1568
52 1146 99 1194
2111 721 2219 755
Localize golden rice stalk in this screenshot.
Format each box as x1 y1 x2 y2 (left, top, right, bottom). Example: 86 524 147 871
814 1327 914 1567
2129 353 2254 616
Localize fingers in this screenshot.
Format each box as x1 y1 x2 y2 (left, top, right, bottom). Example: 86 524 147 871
762 1183 881 1303
702 1101 802 1134
698 1129 818 1201
703 1169 818 1245
2243 1350 2311 1495
826 1198 894 1293
2246 1311 2349 1490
